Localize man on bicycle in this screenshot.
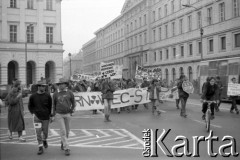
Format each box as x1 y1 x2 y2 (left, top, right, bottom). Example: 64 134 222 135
201 77 219 120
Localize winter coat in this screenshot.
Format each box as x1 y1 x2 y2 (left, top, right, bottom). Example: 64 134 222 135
141 81 150 88
101 81 115 99
201 82 219 101
148 84 161 100
177 80 189 99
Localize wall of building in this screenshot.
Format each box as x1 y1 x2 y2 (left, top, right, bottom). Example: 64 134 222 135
0 0 63 85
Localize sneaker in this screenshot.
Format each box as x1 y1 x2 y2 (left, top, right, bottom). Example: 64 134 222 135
43 140 48 148
157 110 161 116
9 135 13 140
215 107 219 112
176 106 180 109
65 149 70 156
18 137 26 142
202 114 206 120
210 115 215 120
236 111 239 114
37 147 43 155
60 141 64 150
230 110 234 113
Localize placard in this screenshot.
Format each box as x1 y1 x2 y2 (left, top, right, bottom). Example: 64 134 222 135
227 83 240 96
182 81 194 94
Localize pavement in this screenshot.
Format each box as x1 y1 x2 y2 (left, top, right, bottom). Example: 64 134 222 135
0 94 240 160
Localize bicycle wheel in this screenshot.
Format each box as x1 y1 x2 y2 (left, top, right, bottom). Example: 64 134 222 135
206 110 211 132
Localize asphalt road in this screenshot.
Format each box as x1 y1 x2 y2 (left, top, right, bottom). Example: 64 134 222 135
0 98 239 160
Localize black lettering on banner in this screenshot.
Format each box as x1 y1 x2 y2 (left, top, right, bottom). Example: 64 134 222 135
120 92 130 103
82 96 91 106
113 93 121 105
97 95 103 105
134 89 143 103
74 96 83 107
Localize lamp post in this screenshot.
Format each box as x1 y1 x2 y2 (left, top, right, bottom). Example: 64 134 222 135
183 4 203 61
25 24 33 86
68 53 72 78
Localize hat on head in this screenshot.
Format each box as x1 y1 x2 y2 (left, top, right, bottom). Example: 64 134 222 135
56 77 69 85
36 79 47 86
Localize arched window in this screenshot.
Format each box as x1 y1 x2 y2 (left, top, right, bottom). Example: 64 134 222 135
179 67 184 77
188 66 193 82
172 68 176 81
165 68 169 86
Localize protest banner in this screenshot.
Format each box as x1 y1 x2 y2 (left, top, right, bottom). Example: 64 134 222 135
182 81 194 94
111 65 123 79
74 88 150 111
100 62 115 79
227 83 240 96
71 74 96 81
135 65 162 80
159 87 179 100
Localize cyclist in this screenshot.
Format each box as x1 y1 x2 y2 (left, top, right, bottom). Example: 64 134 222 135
201 77 219 120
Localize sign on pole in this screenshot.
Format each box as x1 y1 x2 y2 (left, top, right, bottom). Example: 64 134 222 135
100 62 115 79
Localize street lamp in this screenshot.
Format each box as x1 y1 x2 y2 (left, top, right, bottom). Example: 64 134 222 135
25 24 33 86
183 4 204 61
68 53 72 78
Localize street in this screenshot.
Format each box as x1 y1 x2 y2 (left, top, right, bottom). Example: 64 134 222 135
0 96 240 160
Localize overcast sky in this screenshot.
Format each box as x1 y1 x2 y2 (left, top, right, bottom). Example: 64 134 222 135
61 0 126 59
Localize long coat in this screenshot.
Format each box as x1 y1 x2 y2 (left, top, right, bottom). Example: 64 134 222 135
5 89 25 132
148 85 161 100
101 80 115 99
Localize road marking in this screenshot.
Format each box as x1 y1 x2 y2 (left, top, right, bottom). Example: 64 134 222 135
102 139 135 146
159 109 166 113
50 129 59 136
121 129 144 145
80 136 128 145
69 131 76 136
189 118 222 128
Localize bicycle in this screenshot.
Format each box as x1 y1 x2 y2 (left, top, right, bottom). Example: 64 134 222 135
203 100 216 132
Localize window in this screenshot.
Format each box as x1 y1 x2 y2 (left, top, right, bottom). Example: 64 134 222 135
135 19 137 29
153 29 156 42
207 7 213 25
27 25 34 43
139 34 142 45
234 33 240 48
10 0 16 8
158 7 161 19
208 39 214 52
188 15 192 31
135 36 137 46
171 0 175 13
172 68 176 81
220 36 226 50
145 54 148 62
198 41 202 54
188 66 193 82
152 11 156 22
179 19 183 34
172 22 175 36
165 24 168 38
219 3 225 22
144 14 147 25
10 25 17 42
173 47 176 58
197 11 202 29
130 22 133 31
159 27 162 40
189 43 193 56
144 32 147 44
233 0 239 17
139 17 142 27
154 52 157 61
180 67 184 76
27 0 33 9
179 0 182 10
166 49 169 59
160 51 162 60
46 27 53 43
165 4 168 16
181 45 184 57
46 0 53 10
127 25 129 33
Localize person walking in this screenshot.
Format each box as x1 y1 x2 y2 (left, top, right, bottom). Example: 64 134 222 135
52 78 76 156
5 82 26 142
28 80 52 155
148 79 161 116
141 77 150 110
101 78 115 122
177 75 189 118
230 77 239 114
215 76 223 111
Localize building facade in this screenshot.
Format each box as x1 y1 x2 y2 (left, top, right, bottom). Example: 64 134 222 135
0 0 64 85
83 0 240 85
63 51 83 78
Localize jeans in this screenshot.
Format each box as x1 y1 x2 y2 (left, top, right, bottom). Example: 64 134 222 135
176 99 180 108
231 96 239 112
104 99 113 116
180 97 188 116
202 102 215 116
34 115 49 147
55 113 71 150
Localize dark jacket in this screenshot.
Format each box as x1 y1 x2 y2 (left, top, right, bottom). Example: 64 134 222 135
28 92 52 120
148 84 161 100
177 80 189 99
141 81 150 88
101 80 115 99
201 82 219 101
